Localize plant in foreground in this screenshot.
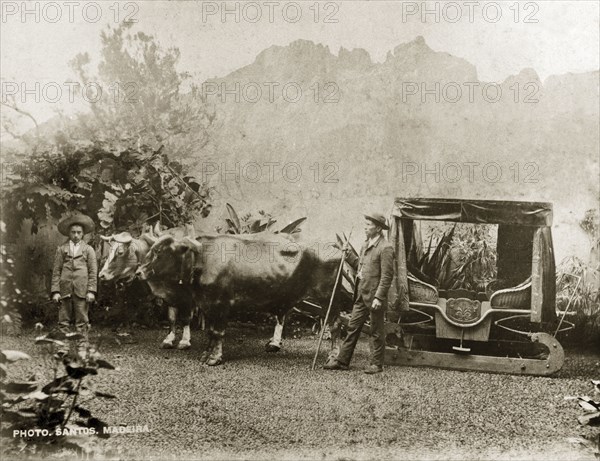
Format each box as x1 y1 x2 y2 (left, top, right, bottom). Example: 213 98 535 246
1 331 116 458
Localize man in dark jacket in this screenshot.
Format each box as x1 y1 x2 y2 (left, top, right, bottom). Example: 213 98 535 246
324 212 395 374
51 213 97 354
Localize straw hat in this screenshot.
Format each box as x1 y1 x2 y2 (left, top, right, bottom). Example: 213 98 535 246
58 213 95 236
364 212 389 230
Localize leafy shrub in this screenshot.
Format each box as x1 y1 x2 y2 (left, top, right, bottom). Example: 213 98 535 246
556 208 600 346
1 144 212 240
1 333 116 458
217 203 306 235
447 224 497 291
557 256 600 347
580 208 599 249
1 221 28 335
218 204 276 234
413 222 497 290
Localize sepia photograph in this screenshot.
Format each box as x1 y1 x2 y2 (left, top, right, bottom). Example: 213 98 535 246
0 1 599 459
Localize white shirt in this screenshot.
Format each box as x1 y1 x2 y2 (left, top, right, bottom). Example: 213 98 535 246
366 234 381 249
69 241 81 257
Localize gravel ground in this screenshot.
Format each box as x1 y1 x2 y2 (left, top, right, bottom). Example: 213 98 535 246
2 325 599 460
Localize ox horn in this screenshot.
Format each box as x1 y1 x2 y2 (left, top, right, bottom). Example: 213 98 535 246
100 235 114 241
153 221 165 237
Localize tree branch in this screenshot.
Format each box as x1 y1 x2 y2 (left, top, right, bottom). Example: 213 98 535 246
0 100 40 137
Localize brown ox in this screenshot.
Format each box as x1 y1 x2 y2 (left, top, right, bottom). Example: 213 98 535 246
137 232 342 365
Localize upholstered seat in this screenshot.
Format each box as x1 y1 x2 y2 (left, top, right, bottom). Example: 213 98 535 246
408 273 439 304
489 277 532 309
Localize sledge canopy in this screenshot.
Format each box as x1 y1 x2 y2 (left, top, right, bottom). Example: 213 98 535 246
392 198 553 227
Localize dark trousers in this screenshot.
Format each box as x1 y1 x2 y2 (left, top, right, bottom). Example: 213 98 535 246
58 295 89 351
336 295 385 367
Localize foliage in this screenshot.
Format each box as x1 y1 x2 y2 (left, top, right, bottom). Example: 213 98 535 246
412 223 497 290
219 203 276 234
94 145 212 231
1 143 212 239
447 224 498 291
0 221 27 334
411 224 456 288
218 203 306 235
565 380 600 446
1 334 116 458
580 208 600 249
556 256 600 346
556 208 600 346
67 21 214 158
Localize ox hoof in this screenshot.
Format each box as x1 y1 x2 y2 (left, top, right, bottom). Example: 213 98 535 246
199 351 210 363
206 356 223 366
161 342 174 349
265 342 281 353
177 342 191 350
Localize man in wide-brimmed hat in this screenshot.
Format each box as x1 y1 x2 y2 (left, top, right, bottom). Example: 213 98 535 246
51 213 97 355
324 211 395 374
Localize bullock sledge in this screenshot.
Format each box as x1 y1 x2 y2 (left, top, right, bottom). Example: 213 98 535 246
385 197 571 376
137 232 343 365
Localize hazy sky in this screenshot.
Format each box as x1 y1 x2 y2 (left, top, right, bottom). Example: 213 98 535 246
1 0 598 130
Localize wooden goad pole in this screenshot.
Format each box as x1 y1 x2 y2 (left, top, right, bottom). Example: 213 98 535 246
311 229 353 371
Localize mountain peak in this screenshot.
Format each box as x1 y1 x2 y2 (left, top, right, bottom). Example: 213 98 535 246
392 35 431 57
337 46 372 69
384 36 477 81
255 39 333 66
